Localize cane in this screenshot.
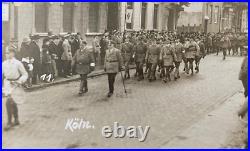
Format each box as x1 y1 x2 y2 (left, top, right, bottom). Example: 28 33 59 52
120 69 127 95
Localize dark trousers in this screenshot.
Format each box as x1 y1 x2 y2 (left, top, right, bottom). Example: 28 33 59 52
147 63 157 80
174 62 181 78
242 78 248 97
100 52 106 66
6 97 18 124
136 62 144 79
62 60 71 76
186 58 194 74
163 66 173 81
32 62 40 84
108 73 117 93
79 74 88 92
56 59 63 77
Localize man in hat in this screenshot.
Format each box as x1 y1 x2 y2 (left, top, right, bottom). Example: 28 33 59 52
72 40 95 96
121 37 133 79
195 38 206 73
29 34 41 84
2 47 28 130
48 35 60 78
61 34 73 78
145 37 161 82
104 40 123 97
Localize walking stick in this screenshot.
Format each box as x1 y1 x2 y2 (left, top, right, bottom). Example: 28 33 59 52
120 69 127 95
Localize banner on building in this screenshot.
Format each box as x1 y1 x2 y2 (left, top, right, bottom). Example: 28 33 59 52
2 3 9 22
126 9 133 24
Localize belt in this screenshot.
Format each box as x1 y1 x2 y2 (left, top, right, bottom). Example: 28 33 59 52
6 78 19 81
107 60 118 62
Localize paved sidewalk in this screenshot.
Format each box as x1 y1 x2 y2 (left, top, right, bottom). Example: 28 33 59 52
163 91 247 148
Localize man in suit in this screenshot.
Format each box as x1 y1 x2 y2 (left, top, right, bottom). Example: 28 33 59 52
61 34 73 78
29 35 41 84
104 40 123 97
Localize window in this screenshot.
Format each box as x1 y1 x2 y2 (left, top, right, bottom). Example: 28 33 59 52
88 3 99 33
63 3 74 32
153 4 159 29
35 3 48 33
214 6 219 23
126 2 133 29
141 3 147 29
209 5 213 24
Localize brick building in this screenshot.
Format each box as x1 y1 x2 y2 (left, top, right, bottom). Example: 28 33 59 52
2 2 186 48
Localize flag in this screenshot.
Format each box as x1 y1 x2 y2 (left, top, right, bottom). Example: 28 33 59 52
126 9 133 24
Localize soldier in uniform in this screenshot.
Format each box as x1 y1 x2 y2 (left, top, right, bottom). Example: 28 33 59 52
195 38 205 73
121 37 133 79
159 40 176 83
72 40 95 96
133 37 147 81
220 35 231 60
104 40 123 97
185 38 200 75
2 47 28 130
173 39 184 80
145 38 161 82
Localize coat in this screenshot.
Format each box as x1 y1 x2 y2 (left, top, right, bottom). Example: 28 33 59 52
29 41 41 64
20 42 32 59
48 41 59 60
146 44 161 64
174 43 184 63
61 39 72 61
41 45 53 74
239 56 248 81
134 42 147 63
104 47 123 73
220 37 231 49
72 48 95 75
121 42 133 62
160 44 176 66
197 41 206 57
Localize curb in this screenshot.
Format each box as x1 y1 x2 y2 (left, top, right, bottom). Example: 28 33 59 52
25 66 136 92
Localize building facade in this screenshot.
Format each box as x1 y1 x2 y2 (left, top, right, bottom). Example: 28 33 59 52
2 2 184 48
201 2 248 33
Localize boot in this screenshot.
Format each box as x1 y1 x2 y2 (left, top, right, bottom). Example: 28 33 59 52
78 80 84 96
13 118 20 126
83 81 88 93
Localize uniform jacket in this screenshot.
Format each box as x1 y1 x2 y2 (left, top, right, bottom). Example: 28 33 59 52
133 42 147 63
220 37 231 49
174 42 184 62
197 41 206 57
104 47 123 73
121 42 133 62
61 39 72 61
72 48 94 75
185 42 200 59
160 44 176 66
145 44 161 64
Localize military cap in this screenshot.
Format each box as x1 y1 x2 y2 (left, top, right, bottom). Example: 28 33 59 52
30 34 40 40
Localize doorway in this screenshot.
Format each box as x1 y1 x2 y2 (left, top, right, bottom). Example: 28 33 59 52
107 3 119 32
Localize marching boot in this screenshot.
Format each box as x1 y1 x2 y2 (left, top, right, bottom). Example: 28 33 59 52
83 80 88 93
78 80 84 96
127 70 130 79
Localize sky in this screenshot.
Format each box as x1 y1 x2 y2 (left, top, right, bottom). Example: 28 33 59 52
183 2 203 12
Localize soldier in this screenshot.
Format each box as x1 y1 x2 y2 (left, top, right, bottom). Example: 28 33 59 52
195 38 205 73
2 47 28 130
145 38 161 82
133 37 147 81
160 40 176 83
173 39 184 80
104 40 123 97
185 38 200 75
121 37 133 79
220 35 231 60
72 40 95 96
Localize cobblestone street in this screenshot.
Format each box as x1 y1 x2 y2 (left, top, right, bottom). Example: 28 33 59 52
2 54 244 148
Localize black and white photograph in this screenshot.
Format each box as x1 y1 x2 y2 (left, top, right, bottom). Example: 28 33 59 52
2 2 248 148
